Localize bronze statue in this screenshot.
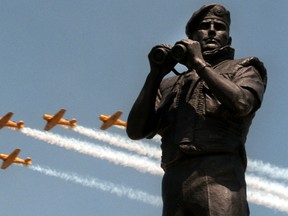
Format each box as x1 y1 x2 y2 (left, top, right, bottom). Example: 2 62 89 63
126 4 267 216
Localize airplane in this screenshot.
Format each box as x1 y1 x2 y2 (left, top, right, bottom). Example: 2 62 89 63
0 112 24 129
43 108 77 131
0 148 32 169
99 111 127 130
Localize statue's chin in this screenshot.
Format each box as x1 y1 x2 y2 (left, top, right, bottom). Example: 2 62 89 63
203 48 219 56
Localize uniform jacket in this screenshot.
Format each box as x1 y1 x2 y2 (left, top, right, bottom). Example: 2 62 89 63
152 49 267 169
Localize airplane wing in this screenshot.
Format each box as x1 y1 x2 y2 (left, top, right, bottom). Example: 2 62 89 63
0 112 13 129
44 109 66 131
100 111 123 130
1 148 20 169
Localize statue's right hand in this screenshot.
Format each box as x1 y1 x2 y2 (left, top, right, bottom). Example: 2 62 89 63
148 44 177 77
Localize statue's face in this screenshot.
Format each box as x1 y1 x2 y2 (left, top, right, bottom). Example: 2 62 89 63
191 18 231 52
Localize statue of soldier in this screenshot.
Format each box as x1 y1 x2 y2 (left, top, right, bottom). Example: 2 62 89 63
126 3 267 216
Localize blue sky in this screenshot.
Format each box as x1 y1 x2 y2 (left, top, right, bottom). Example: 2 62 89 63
0 1 287 215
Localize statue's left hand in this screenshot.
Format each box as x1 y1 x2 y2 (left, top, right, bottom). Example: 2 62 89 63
175 39 206 70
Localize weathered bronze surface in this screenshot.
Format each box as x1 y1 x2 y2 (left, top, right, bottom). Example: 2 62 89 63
127 4 267 216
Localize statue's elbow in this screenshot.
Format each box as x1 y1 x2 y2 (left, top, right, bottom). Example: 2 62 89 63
234 100 253 116
126 125 143 140
126 131 140 140
127 134 142 140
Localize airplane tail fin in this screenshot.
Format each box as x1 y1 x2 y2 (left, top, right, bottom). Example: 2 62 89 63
24 157 32 165
70 118 77 126
17 120 25 129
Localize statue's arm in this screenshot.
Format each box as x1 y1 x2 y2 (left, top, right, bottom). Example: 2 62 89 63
127 45 177 140
126 71 162 140
177 38 264 116
197 65 258 116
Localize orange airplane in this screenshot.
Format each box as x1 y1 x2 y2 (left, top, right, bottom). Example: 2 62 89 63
0 148 32 169
43 108 77 131
0 112 24 129
99 111 127 130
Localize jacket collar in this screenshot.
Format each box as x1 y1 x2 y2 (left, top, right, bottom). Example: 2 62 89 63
203 45 234 66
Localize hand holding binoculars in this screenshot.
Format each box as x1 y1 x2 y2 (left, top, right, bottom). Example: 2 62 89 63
150 44 187 65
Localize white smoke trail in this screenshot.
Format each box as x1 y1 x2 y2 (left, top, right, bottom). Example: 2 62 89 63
29 163 288 213
13 128 288 212
110 124 162 143
77 125 288 183
147 130 288 182
247 188 288 213
247 159 288 182
29 164 162 207
18 127 163 176
246 174 288 200
152 134 162 143
114 125 126 130
70 125 161 159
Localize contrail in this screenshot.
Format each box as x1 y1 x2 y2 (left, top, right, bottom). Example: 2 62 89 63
148 132 288 181
108 124 162 143
246 174 288 200
29 163 288 213
18 127 163 176
152 134 162 143
149 135 288 182
73 124 288 184
247 159 288 182
13 128 288 212
247 188 288 213
70 125 161 159
74 125 288 186
29 164 162 207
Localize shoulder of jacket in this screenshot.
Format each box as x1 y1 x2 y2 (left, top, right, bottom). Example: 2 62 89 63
217 57 265 68
238 57 266 71
238 57 267 84
218 57 267 80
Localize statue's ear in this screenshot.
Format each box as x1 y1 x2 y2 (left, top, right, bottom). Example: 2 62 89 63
228 36 232 45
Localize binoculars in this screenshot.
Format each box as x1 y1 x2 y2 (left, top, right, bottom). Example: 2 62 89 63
150 44 187 64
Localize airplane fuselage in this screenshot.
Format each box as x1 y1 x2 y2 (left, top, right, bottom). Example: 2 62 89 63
5 120 24 129
0 149 32 169
0 112 24 129
99 115 127 127
43 114 77 127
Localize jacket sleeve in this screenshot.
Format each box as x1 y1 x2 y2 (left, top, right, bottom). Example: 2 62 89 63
232 57 267 111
